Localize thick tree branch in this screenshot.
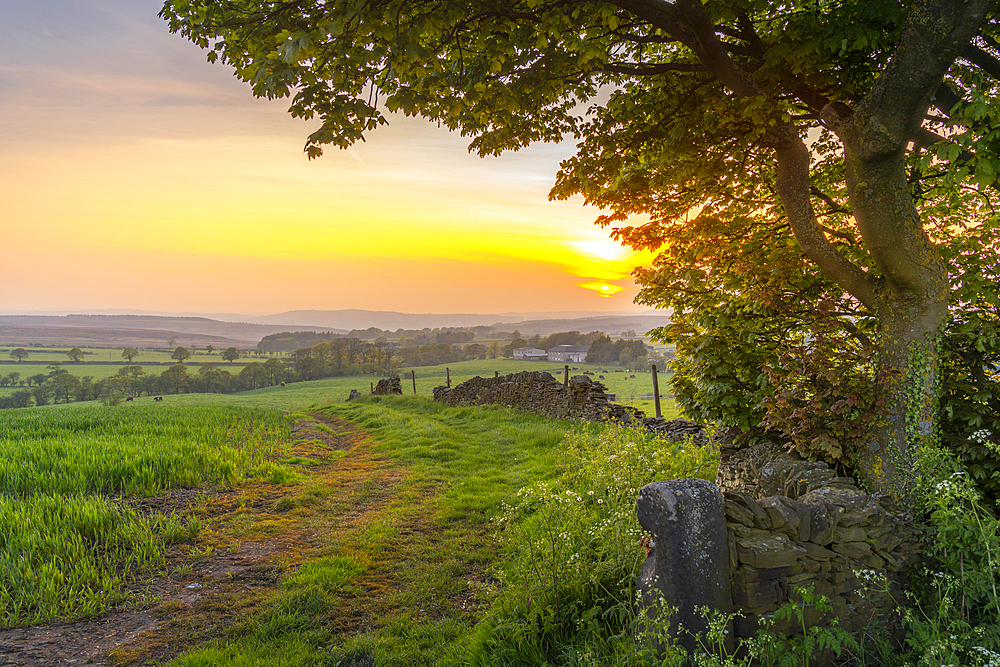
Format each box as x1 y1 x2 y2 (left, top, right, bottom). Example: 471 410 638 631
852 0 994 161
613 0 878 310
775 134 878 311
962 43 1000 81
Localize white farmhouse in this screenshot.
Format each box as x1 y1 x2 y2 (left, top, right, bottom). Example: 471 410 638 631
546 345 590 363
513 347 548 361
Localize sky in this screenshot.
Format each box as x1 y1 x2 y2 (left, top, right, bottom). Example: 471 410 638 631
0 0 660 316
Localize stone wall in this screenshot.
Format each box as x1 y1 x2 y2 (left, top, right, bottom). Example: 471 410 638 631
638 440 923 660
373 377 403 395
719 441 922 639
432 371 612 421
434 371 709 440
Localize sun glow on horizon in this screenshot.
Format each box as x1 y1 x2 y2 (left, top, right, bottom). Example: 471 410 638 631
579 281 625 298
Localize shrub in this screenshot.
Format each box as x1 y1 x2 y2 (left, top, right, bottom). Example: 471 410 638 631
759 328 892 465
468 423 718 665
938 314 1000 503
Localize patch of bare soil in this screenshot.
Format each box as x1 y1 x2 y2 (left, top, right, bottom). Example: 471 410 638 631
0 414 387 667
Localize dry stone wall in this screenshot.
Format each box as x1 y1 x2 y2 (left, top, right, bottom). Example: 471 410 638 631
432 371 611 421
717 441 922 640
433 371 709 441
373 377 403 395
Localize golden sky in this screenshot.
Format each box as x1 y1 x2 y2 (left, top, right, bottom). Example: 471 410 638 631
0 0 659 316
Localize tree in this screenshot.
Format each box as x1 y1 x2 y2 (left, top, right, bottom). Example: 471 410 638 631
66 347 84 362
50 373 81 404
27 373 46 388
486 342 504 360
9 390 33 409
30 384 50 407
222 347 241 364
586 335 618 365
161 364 191 394
9 348 28 362
262 357 286 385
122 347 140 363
206 344 215 355
116 365 146 397
463 343 487 360
162 0 1000 494
171 346 191 363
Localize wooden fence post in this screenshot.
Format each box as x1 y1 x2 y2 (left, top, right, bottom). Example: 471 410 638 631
651 364 662 419
370 381 374 395
564 365 570 387
446 367 451 387
411 370 417 394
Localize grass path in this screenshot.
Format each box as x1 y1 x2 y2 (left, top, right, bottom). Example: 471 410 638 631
154 396 572 666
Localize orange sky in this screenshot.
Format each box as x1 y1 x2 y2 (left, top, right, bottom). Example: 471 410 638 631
0 0 659 316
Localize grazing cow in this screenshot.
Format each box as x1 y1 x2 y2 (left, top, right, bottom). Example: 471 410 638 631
630 374 636 379
280 381 286 387
125 396 133 402
599 375 605 379
154 396 163 402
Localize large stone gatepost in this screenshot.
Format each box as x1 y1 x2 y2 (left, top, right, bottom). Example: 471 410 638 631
637 478 733 658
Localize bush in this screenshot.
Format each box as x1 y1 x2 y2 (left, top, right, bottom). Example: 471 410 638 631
938 314 1000 503
468 423 718 665
759 328 891 465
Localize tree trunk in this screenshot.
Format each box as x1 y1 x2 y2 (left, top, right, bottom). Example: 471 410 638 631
860 297 947 499
838 120 950 498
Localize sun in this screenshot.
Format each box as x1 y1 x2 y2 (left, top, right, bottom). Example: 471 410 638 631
579 281 624 297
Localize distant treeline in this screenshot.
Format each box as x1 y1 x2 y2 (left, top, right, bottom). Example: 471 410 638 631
0 360 292 409
268 329 657 374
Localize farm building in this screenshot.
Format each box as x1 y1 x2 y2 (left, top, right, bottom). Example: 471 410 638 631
513 347 548 361
546 345 590 363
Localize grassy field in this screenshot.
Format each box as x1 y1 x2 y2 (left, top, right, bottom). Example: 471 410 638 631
12 357 680 418
0 404 293 626
0 346 261 365
0 354 688 665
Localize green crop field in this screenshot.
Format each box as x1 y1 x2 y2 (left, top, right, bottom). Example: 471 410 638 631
0 405 293 626
0 346 259 364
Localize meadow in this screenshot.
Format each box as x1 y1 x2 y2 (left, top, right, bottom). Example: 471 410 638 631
0 349 685 664
6 356 680 417
0 405 293 626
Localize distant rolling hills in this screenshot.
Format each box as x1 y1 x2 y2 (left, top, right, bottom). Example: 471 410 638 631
0 309 670 348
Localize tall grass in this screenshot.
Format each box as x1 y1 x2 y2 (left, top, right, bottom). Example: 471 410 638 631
0 494 174 625
467 423 718 666
0 404 292 626
0 404 290 496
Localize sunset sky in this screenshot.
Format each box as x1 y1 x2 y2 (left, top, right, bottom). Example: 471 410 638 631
0 0 660 316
